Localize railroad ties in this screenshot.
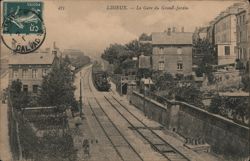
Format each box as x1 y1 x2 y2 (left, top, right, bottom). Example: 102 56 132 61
104 96 191 161
87 97 143 161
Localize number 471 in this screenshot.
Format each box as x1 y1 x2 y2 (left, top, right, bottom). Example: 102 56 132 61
58 6 64 10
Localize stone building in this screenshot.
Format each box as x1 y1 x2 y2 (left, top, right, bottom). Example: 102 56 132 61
213 3 246 66
8 51 59 93
236 6 249 70
152 28 193 76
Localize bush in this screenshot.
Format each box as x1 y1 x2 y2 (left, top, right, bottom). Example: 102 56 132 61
208 95 222 114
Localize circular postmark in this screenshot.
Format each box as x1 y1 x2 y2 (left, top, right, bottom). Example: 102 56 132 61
1 9 46 54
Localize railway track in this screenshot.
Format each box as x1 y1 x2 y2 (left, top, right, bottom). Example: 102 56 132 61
82 68 92 92
103 95 191 161
83 67 191 161
87 97 144 161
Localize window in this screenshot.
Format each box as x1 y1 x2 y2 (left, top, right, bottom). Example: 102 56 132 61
22 69 28 78
23 85 28 92
33 85 38 93
239 48 242 59
225 46 230 55
243 48 246 59
240 31 242 42
243 15 245 23
13 69 18 78
177 47 182 55
158 61 164 70
159 47 164 54
177 63 183 70
32 69 38 78
42 69 48 76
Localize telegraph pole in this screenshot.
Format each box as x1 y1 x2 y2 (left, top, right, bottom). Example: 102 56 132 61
79 72 83 118
248 57 250 127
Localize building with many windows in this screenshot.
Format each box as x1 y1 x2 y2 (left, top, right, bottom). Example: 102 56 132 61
236 6 249 70
152 28 193 76
213 3 246 66
8 51 59 93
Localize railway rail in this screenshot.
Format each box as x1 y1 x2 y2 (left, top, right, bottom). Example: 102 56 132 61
104 95 191 161
87 97 144 161
83 66 192 161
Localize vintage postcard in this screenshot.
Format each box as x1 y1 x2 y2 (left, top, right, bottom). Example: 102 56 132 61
0 0 249 161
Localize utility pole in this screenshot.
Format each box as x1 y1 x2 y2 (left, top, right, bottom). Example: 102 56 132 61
143 75 146 116
248 57 250 124
79 72 83 118
143 82 146 116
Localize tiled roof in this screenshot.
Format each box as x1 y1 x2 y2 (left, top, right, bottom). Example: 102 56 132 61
152 32 193 45
9 52 55 65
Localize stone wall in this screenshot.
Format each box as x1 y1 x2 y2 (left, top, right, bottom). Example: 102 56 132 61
178 102 249 157
130 91 249 158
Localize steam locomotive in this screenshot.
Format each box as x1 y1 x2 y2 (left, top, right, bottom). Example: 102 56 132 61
92 63 111 91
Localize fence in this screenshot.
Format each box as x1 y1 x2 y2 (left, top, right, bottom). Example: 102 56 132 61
7 93 22 160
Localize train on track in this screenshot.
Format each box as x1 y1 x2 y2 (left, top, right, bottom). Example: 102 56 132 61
92 62 111 91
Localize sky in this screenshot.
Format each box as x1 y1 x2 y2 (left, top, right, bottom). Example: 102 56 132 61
1 0 247 58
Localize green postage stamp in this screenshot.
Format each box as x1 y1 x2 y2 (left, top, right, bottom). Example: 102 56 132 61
1 1 46 54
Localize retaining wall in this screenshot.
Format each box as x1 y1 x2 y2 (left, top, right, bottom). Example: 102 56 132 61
130 91 249 158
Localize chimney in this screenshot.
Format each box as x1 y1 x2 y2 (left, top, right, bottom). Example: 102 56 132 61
181 27 184 32
167 27 171 35
52 50 57 57
53 41 56 49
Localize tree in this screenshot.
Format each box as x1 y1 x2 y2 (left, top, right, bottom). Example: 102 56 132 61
101 34 152 74
241 74 250 92
152 71 174 91
9 79 31 109
193 38 216 83
193 38 217 65
38 58 78 110
101 44 129 64
208 95 222 114
175 83 204 107
224 97 248 122
137 68 152 80
139 33 152 41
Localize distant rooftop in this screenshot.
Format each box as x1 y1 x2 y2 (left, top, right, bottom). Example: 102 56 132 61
9 52 55 65
152 31 193 45
213 2 247 24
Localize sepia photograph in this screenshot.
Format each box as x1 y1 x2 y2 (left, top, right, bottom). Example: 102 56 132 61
0 0 249 161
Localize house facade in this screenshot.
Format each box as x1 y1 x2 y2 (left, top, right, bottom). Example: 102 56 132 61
236 7 249 70
8 52 59 93
214 13 238 66
152 28 193 76
212 3 246 66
